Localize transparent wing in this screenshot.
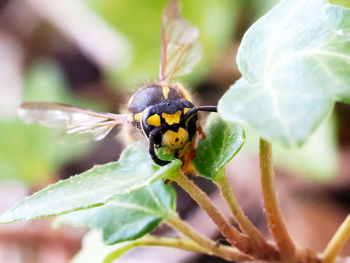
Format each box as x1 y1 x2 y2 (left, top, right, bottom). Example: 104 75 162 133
159 0 203 82
18 102 130 142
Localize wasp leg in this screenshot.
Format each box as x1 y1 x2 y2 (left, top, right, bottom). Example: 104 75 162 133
148 130 171 166
198 125 206 139
180 139 197 175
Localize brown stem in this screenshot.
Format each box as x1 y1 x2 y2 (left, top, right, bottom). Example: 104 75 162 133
215 170 279 259
170 172 251 254
167 214 252 262
322 215 350 263
259 138 296 259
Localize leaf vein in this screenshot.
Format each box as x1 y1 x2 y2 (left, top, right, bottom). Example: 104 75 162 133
146 185 167 212
109 201 159 216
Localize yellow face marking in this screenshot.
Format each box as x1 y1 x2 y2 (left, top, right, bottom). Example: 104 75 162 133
133 112 142 122
183 108 190 115
162 86 170 99
146 114 161 126
162 110 182 125
162 128 189 150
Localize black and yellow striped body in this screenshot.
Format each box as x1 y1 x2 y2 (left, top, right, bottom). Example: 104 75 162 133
128 83 198 159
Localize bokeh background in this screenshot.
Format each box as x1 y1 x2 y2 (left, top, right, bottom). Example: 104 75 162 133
0 0 349 262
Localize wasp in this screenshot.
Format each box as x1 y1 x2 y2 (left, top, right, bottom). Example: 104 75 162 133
18 0 217 168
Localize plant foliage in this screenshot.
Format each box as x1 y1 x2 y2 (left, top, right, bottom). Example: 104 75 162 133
58 180 176 244
193 113 245 180
0 141 180 223
219 0 350 146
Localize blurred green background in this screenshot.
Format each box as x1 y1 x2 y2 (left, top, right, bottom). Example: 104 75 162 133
1 0 349 185
0 0 278 185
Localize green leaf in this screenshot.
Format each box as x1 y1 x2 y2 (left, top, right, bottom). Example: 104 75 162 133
102 243 138 263
58 180 176 244
0 141 181 223
71 231 137 263
330 0 350 8
219 0 350 146
193 113 245 180
102 243 137 263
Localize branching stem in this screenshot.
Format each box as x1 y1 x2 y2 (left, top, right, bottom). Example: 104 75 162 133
102 235 214 263
167 214 252 261
170 172 251 253
215 170 278 259
259 138 296 259
322 215 350 263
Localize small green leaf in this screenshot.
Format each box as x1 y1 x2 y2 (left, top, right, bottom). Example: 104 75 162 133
103 243 139 263
58 180 176 244
102 244 137 263
0 141 181 223
219 0 350 146
193 113 245 180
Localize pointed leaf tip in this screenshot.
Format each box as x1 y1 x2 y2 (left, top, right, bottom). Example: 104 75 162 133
0 141 181 223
